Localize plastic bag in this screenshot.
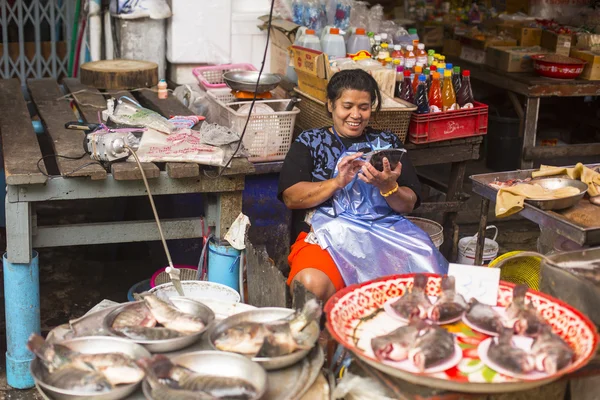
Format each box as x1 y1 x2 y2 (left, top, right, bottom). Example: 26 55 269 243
350 1 368 30
304 0 327 35
328 0 352 31
332 372 396 400
274 0 293 20
367 4 383 34
173 84 209 116
109 0 171 20
292 0 305 25
109 97 176 134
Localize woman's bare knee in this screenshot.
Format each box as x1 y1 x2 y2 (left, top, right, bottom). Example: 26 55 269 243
291 268 336 302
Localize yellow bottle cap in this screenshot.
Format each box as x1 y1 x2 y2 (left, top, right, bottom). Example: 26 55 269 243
444 70 452 77
385 57 392 62
393 59 400 65
381 43 389 48
439 63 446 69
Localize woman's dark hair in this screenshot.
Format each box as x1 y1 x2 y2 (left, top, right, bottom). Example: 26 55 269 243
325 69 382 117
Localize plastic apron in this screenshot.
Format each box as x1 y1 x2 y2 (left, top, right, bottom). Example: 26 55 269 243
311 128 448 286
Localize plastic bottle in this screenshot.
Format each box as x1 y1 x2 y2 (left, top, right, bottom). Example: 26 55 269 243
394 65 404 98
347 28 372 60
428 72 442 112
399 69 414 104
442 69 458 112
427 65 436 93
427 49 435 66
404 45 416 70
457 70 474 108
322 27 346 60
380 32 393 46
408 28 419 47
412 65 422 93
158 79 168 99
377 42 390 63
452 66 461 95
438 68 445 90
302 29 322 51
372 35 382 59
415 75 430 114
416 43 427 67
391 44 404 66
385 57 393 69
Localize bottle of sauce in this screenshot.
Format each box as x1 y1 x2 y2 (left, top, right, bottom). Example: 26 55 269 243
404 45 416 70
441 69 458 112
416 43 427 67
415 74 430 114
457 70 475 108
158 79 168 99
378 42 390 64
412 65 422 93
427 49 435 66
399 69 414 104
372 35 382 59
428 72 442 112
391 44 404 66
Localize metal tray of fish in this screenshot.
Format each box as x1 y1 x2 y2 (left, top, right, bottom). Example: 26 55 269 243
207 307 320 371
103 297 215 353
31 336 151 400
141 351 267 400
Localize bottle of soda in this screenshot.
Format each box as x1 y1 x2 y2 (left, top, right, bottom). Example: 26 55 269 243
415 74 429 114
412 65 422 94
441 69 458 112
399 69 414 104
428 72 442 112
394 65 404 98
427 49 435 66
457 70 475 108
452 66 461 95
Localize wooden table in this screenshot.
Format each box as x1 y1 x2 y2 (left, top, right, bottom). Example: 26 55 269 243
447 57 600 169
0 78 254 388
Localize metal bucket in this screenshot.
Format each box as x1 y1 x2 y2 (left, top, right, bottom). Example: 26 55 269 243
406 217 444 249
458 225 499 266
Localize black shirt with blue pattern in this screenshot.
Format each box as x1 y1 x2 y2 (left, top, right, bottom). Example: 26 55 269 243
278 127 422 241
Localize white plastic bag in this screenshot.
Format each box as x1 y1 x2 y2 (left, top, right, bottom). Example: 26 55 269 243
109 97 176 134
110 0 171 20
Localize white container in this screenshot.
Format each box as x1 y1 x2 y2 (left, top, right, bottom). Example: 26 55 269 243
346 29 371 57
230 10 269 69
458 226 499 266
322 28 346 60
117 18 166 80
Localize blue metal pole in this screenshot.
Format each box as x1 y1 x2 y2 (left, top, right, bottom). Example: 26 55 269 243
3 251 40 389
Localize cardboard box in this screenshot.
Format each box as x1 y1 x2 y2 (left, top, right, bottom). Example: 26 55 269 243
459 35 517 51
460 46 487 64
541 30 573 57
570 48 600 80
443 39 462 58
421 26 444 47
497 24 542 47
258 17 300 76
486 46 549 72
290 46 332 102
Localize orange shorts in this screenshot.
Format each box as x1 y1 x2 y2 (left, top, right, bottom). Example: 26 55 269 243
286 232 345 292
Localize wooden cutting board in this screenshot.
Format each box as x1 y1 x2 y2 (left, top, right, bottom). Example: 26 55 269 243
80 59 158 89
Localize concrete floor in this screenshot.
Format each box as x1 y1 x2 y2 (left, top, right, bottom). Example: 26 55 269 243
0 160 542 398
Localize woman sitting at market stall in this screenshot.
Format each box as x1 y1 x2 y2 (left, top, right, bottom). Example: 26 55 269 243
278 69 448 302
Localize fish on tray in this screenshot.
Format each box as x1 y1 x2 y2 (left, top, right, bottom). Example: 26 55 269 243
429 275 467 323
371 318 426 362
390 273 432 320
141 355 259 399
214 299 321 357
113 326 183 341
409 324 456 372
464 298 504 335
488 328 534 375
530 324 574 374
28 334 145 390
138 293 206 334
505 285 549 337
112 301 157 329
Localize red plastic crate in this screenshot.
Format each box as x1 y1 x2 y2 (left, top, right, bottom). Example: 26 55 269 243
408 102 489 144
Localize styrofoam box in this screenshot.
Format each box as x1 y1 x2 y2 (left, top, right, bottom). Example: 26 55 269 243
231 11 270 71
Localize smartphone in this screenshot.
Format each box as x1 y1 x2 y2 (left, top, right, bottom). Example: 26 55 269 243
362 149 407 172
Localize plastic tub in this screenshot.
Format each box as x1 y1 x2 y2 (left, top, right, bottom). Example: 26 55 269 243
406 216 443 249
193 63 257 89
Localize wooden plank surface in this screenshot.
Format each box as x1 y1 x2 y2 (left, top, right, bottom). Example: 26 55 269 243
63 79 161 181
27 78 107 180
0 79 47 185
408 139 481 166
523 142 600 161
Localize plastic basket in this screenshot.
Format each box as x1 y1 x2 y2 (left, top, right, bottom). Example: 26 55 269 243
408 102 489 144
488 251 541 290
206 90 300 162
193 63 257 89
150 265 199 288
293 89 415 143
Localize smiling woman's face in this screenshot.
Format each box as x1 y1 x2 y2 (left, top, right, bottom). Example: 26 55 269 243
328 89 372 138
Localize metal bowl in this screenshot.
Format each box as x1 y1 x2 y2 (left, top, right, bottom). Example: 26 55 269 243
148 280 240 304
31 336 150 400
525 178 588 210
207 307 320 370
142 350 267 400
223 71 281 93
103 297 215 353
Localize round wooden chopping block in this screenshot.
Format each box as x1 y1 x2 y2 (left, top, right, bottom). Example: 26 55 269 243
80 59 158 89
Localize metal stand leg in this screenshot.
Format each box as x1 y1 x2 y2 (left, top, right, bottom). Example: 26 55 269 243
441 161 467 260
474 198 490 266
520 97 540 170
4 200 39 389
204 192 243 239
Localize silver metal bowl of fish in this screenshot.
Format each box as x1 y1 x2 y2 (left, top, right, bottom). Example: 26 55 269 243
222 71 281 93
524 178 588 210
30 336 150 400
140 351 267 400
103 295 215 353
208 300 321 370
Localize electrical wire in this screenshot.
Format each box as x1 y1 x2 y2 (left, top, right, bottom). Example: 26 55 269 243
36 153 103 177
204 0 276 179
124 144 174 271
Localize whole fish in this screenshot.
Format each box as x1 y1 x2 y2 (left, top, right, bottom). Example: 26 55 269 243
408 324 456 372
371 318 425 362
214 299 321 357
139 293 206 334
465 298 504 334
43 366 113 393
530 325 574 374
488 328 534 375
112 302 157 329
147 355 258 399
77 353 145 385
505 285 548 337
137 358 216 400
27 334 82 373
391 274 432 320
429 275 467 323
113 325 182 340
